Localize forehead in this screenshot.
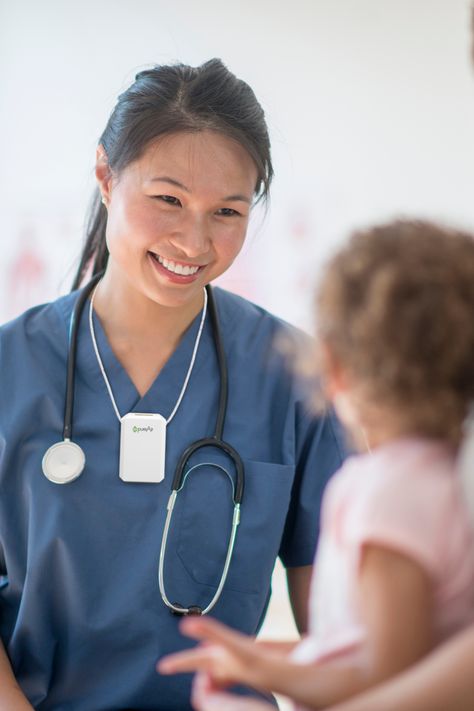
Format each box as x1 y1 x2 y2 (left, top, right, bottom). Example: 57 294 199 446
134 130 258 195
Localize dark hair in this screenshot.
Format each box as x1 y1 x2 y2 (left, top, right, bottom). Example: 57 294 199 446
72 58 273 289
316 219 474 444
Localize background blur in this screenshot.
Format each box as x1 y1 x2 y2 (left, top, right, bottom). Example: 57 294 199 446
2 1 474 328
2 1 474 706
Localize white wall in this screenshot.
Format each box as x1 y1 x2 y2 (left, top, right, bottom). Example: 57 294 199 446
1 0 474 328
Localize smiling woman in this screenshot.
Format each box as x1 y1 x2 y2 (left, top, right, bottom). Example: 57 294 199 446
0 58 346 711
95 130 257 316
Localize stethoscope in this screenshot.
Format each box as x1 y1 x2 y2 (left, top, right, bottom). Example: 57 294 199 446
41 273 244 616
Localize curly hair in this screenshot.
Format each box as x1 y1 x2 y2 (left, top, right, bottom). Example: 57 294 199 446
316 219 474 444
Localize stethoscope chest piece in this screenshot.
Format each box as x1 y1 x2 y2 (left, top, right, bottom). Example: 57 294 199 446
42 440 86 484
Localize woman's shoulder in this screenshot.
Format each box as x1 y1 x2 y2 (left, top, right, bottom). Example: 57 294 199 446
0 292 76 351
213 287 323 413
213 286 309 347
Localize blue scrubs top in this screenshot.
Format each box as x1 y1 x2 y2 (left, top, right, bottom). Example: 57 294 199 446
0 286 345 710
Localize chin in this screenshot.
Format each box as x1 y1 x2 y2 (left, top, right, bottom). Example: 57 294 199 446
148 284 205 310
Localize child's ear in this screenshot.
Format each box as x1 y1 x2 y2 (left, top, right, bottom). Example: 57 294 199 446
320 342 350 400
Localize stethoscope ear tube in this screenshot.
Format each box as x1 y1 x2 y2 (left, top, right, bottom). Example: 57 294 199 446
159 287 245 614
46 277 246 611
172 437 244 504
170 284 245 503
63 272 103 441
206 285 228 442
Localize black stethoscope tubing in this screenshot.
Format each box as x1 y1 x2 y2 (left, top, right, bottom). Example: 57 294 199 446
171 283 244 505
65 274 244 504
63 271 103 442
61 275 244 615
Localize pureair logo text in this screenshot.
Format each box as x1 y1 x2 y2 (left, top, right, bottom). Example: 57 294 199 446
132 426 154 433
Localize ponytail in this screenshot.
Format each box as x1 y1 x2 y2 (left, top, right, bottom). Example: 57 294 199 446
72 189 109 290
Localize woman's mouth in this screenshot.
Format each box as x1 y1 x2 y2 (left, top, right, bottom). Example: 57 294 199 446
148 252 205 282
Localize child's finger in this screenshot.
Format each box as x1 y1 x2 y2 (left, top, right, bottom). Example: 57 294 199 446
193 690 235 711
194 691 250 711
180 616 252 652
158 645 226 677
193 684 274 711
191 671 275 711
191 670 212 700
191 671 227 709
192 670 227 696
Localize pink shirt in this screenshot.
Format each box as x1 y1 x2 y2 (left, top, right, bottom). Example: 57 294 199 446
292 439 474 667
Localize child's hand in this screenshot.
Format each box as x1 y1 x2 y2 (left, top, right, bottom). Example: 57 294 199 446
191 672 275 711
158 616 270 690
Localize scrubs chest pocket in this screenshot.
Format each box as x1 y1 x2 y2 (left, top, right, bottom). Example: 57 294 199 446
176 459 295 595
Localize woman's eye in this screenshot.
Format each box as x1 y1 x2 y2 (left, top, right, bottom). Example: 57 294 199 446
216 207 240 217
154 195 181 206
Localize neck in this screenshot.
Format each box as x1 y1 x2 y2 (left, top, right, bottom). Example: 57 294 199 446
349 411 418 453
335 389 415 453
92 267 205 347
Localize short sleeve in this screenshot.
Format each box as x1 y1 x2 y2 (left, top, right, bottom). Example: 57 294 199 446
279 405 347 567
346 466 448 579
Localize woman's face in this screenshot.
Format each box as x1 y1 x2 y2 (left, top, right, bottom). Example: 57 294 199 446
97 130 258 309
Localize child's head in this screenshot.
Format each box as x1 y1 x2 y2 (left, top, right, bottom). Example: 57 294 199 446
316 219 474 447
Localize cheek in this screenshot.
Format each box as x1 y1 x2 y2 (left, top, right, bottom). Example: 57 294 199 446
106 201 173 254
213 222 248 262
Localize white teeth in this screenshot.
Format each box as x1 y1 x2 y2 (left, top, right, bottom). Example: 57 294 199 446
156 254 200 276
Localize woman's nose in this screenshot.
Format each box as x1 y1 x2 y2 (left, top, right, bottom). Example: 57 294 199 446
169 215 210 258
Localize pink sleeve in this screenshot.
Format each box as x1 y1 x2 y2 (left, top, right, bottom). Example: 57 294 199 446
344 467 449 580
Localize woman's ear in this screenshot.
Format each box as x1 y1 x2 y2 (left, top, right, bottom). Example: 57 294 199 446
95 145 112 207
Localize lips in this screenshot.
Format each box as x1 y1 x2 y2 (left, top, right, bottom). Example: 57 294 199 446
148 251 205 282
154 253 200 276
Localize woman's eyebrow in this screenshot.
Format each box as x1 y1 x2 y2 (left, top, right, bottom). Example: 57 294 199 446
148 176 190 191
223 194 251 204
148 176 251 203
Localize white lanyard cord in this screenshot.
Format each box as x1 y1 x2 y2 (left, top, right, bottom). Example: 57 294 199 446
88 284 208 425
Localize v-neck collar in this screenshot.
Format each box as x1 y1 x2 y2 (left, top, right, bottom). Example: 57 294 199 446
76 297 212 422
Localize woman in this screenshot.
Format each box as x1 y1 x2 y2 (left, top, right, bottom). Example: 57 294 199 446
0 59 344 710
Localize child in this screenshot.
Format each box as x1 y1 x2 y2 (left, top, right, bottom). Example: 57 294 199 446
159 219 474 710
